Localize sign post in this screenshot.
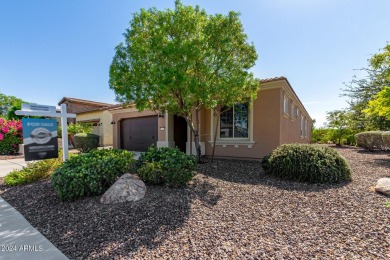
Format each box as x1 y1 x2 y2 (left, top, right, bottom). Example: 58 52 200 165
15 103 76 161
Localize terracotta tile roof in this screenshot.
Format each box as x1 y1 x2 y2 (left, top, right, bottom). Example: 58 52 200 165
259 76 287 83
58 97 114 107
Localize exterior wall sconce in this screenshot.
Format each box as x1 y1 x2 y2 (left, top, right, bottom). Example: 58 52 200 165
160 127 165 131
158 112 165 118
110 121 116 125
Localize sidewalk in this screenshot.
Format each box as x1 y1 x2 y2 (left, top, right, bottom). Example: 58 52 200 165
0 159 27 178
0 197 68 259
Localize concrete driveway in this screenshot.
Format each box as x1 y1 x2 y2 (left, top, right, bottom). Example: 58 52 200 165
0 159 27 178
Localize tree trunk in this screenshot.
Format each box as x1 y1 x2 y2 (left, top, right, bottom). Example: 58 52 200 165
211 108 221 163
193 108 202 163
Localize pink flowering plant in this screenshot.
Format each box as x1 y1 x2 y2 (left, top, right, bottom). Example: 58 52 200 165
0 118 23 155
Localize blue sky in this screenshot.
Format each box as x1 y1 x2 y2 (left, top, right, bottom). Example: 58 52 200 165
1 0 389 126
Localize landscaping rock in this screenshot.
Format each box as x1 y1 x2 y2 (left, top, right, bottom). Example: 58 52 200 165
100 174 146 204
375 177 390 196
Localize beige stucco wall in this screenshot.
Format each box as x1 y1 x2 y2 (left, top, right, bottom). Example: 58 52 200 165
110 108 165 149
279 84 312 145
202 87 281 159
201 80 312 159
76 110 113 146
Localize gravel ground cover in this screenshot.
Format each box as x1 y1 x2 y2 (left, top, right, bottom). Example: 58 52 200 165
0 145 389 259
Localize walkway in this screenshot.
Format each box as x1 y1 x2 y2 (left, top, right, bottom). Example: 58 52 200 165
0 197 68 259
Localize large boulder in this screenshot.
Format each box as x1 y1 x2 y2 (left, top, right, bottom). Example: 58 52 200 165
100 174 146 204
375 178 390 196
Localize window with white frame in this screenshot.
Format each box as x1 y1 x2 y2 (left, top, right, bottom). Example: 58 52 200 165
300 115 304 137
283 95 289 115
220 103 249 139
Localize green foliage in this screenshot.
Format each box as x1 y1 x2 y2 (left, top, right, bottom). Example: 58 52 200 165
363 86 390 120
326 110 353 146
58 122 93 137
4 151 63 186
382 131 390 149
263 144 352 184
109 0 259 162
0 93 24 119
136 146 196 187
343 43 390 130
355 131 384 151
312 128 329 143
51 149 135 201
261 155 270 172
73 133 99 153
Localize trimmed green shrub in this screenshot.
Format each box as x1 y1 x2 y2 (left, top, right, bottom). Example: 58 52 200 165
73 133 99 153
263 144 352 184
136 146 196 187
382 131 390 150
4 156 62 186
51 149 135 201
261 155 270 172
355 131 384 151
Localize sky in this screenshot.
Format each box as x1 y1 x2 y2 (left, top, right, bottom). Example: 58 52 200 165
0 0 389 127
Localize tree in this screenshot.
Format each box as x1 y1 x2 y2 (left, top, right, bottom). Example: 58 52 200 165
109 1 259 162
342 43 390 130
0 93 24 119
326 110 352 146
363 86 390 120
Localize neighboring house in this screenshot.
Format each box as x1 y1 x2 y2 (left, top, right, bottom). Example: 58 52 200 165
110 77 313 159
58 97 114 147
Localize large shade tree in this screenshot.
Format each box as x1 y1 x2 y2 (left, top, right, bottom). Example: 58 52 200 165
343 43 390 130
109 1 259 162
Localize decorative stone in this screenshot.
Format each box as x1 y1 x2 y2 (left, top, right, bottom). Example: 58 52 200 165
375 178 390 196
100 174 146 204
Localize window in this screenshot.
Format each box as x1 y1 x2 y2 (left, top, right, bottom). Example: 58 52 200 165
291 103 295 118
283 96 289 115
220 103 249 139
304 119 308 138
300 115 304 137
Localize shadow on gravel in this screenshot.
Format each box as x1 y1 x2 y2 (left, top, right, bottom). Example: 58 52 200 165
198 159 350 192
0 179 221 258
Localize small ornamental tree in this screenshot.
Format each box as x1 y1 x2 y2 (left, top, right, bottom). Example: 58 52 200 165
326 110 352 146
0 118 23 155
109 1 259 162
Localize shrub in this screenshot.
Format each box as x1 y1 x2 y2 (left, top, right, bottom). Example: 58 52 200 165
51 149 135 201
261 155 270 171
382 131 390 150
355 131 384 151
73 133 99 152
0 118 22 155
4 155 62 186
136 146 196 187
263 144 352 184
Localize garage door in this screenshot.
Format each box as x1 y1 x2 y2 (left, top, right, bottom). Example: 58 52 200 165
120 116 158 152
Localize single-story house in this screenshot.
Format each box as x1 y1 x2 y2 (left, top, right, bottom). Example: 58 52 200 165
109 77 313 159
58 97 114 147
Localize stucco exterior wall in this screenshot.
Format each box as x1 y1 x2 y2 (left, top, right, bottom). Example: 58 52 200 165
279 85 312 145
76 110 113 146
202 87 281 159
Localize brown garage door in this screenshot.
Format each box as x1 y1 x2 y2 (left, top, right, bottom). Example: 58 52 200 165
120 116 158 152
